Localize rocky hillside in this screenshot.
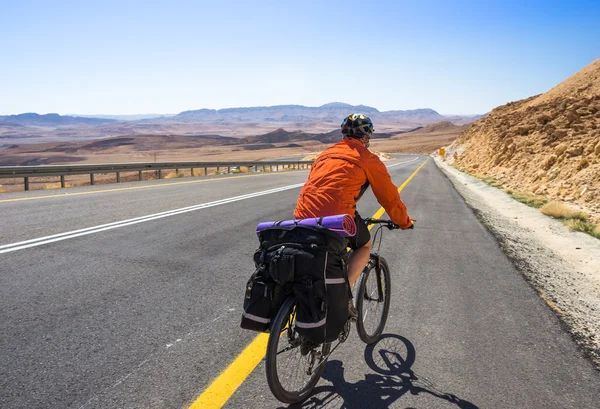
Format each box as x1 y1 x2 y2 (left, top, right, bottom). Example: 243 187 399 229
452 58 600 218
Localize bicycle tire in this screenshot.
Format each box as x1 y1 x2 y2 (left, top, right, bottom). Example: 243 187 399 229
356 256 392 344
265 297 331 404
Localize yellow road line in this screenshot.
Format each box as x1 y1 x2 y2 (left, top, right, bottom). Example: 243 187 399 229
0 170 305 204
371 157 428 220
187 158 429 409
188 333 270 409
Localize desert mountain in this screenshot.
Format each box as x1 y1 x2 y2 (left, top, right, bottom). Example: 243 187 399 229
73 114 175 121
0 113 115 126
411 121 462 134
173 103 444 123
452 57 600 214
0 103 481 148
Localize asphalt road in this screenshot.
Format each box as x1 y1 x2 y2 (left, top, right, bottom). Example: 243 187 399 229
0 154 598 409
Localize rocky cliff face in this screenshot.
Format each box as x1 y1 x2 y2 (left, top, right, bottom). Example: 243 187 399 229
452 58 600 218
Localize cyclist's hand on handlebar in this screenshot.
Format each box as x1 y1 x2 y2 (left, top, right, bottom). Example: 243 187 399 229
400 219 416 230
386 222 400 230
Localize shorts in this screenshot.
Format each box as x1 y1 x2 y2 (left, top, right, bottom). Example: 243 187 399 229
348 212 371 250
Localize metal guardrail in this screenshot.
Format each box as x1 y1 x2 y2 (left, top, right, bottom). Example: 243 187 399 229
0 160 314 191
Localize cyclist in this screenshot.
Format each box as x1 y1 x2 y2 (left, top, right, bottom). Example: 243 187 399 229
294 113 414 314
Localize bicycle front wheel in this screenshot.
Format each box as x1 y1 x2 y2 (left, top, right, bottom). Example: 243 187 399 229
265 297 331 404
356 256 392 344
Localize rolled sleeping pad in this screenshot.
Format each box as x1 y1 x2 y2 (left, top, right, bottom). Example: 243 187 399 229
256 213 357 238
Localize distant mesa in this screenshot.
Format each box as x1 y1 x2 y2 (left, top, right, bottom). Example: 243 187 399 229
0 103 482 154
319 102 379 112
172 102 444 123
72 114 175 121
0 113 115 127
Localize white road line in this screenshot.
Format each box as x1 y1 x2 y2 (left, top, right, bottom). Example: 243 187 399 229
0 183 304 254
2 158 419 254
386 157 419 168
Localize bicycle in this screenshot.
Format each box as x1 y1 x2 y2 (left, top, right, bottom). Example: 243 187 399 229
265 217 401 404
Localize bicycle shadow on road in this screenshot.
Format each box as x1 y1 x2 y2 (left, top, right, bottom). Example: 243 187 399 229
280 334 479 409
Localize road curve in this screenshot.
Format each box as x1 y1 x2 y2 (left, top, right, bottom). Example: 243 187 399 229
0 154 598 409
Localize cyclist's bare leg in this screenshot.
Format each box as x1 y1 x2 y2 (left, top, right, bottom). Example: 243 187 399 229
348 240 372 286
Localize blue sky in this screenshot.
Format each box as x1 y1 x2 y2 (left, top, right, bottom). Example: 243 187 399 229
1 0 598 115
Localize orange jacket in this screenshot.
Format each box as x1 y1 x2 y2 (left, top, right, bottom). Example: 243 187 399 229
294 138 412 229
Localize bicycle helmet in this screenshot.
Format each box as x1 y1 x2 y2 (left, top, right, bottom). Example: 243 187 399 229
341 113 375 137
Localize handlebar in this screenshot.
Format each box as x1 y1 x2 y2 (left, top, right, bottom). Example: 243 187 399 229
363 218 399 230
363 218 415 230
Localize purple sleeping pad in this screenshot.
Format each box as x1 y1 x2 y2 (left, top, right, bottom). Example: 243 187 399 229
256 214 357 238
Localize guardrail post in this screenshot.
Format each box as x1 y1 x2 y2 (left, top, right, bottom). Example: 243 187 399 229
276 165 279 172
191 167 194 176
158 169 162 179
270 165 273 171
24 177 29 191
227 166 230 174
217 166 220 175
138 171 142 181
176 168 179 174
90 173 95 185
60 175 65 188
116 172 121 183
204 167 207 176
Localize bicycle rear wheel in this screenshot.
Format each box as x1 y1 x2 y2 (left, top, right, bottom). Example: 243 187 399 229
356 256 391 344
265 297 331 404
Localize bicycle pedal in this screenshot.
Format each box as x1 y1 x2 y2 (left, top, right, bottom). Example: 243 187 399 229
348 301 358 322
338 320 351 343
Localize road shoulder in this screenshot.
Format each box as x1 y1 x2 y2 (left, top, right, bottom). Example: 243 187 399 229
434 156 600 369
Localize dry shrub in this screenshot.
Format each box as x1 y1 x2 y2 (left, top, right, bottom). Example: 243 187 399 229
565 219 600 239
509 191 547 208
540 201 589 220
164 172 185 179
192 169 204 177
141 171 158 181
44 182 72 189
0 185 5 193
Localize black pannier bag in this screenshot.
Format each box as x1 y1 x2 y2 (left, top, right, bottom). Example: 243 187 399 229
240 266 285 332
241 223 351 343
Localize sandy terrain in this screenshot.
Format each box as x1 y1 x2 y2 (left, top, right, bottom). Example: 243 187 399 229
0 121 465 192
371 121 467 153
